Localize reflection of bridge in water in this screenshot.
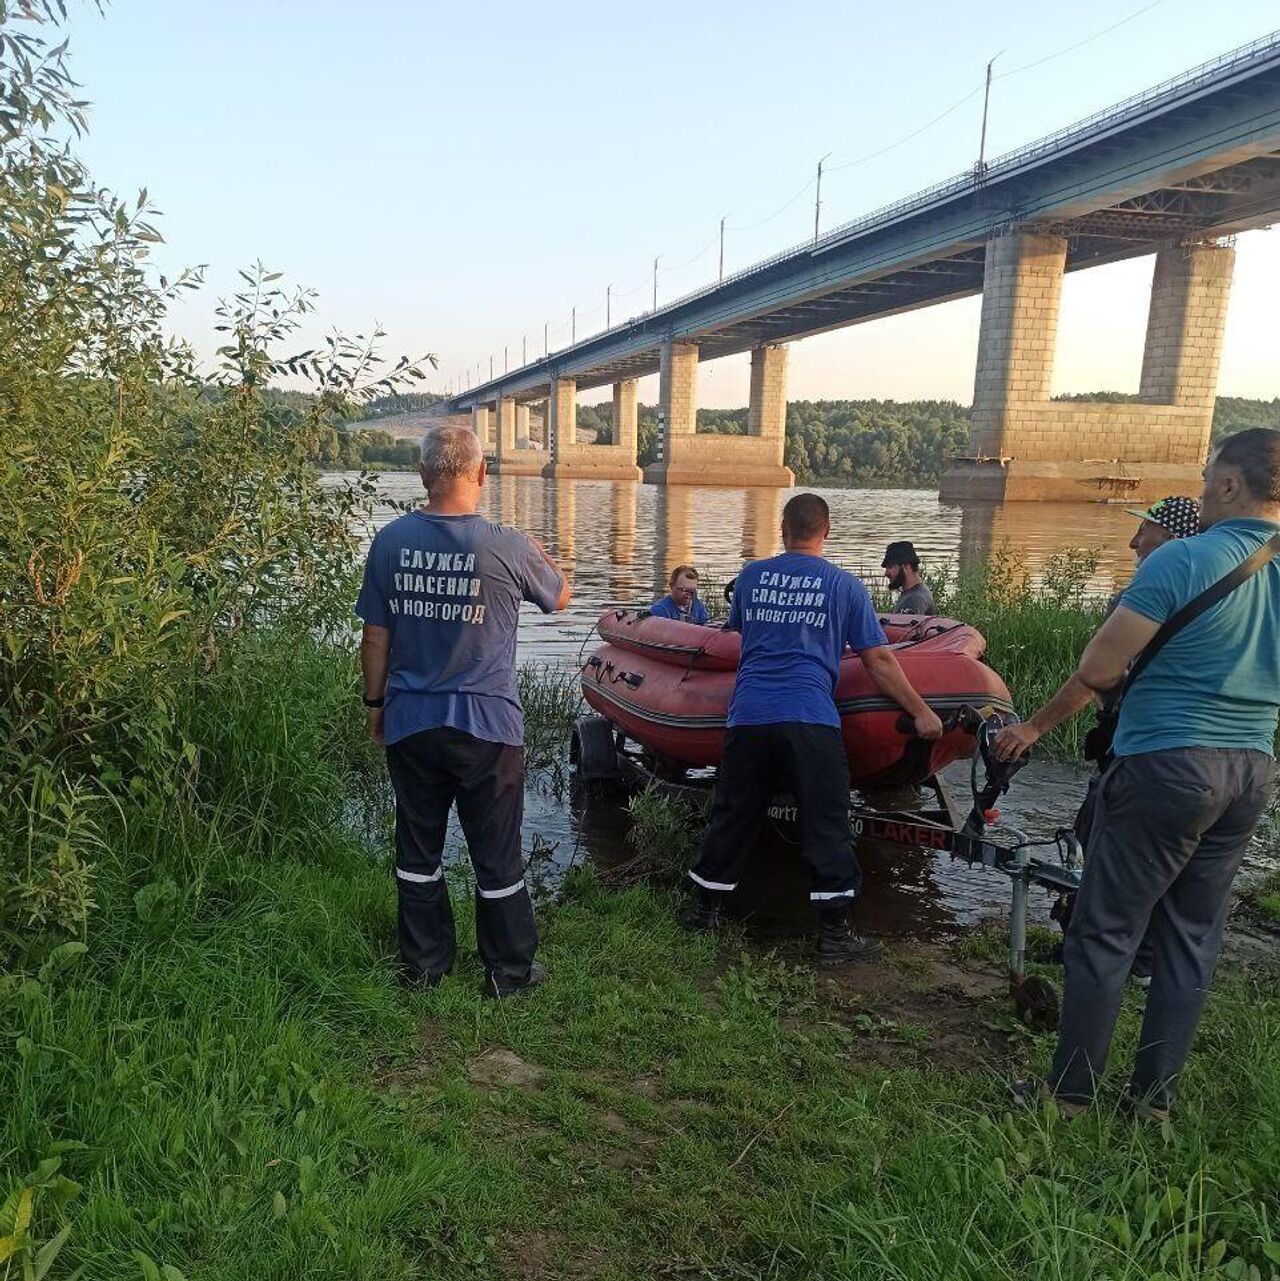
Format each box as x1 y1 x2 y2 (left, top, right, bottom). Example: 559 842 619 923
517 477 1139 611
366 472 1153 664
651 486 782 592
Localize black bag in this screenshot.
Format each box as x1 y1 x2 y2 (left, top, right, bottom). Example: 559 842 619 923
1082 707 1119 769
1082 531 1280 769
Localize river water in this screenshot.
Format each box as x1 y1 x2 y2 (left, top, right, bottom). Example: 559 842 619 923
363 472 1145 665
352 472 1275 942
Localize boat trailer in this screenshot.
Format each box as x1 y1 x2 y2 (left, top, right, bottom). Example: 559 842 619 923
572 705 1083 1027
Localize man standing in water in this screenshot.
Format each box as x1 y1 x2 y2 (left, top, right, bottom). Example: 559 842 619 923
684 493 944 963
357 427 570 997
998 429 1279 1117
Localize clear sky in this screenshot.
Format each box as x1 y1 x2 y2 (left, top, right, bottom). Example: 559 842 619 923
66 0 1280 408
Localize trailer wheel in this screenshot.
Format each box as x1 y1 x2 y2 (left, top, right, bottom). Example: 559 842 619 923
571 716 621 780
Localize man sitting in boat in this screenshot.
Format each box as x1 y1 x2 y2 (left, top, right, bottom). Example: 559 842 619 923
882 541 934 616
649 564 710 626
683 493 944 964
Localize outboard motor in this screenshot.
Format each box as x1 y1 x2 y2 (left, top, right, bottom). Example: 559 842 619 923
961 709 1029 838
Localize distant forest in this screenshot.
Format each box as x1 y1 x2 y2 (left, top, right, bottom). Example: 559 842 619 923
321 393 1280 482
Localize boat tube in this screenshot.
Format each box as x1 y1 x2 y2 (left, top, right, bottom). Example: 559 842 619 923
580 609 1014 789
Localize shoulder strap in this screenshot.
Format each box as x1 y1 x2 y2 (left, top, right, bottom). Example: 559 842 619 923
1121 531 1280 698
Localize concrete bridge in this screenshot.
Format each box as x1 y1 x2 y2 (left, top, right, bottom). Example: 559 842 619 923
447 33 1280 500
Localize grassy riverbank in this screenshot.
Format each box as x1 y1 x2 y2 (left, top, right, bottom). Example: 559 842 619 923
6 641 1280 1280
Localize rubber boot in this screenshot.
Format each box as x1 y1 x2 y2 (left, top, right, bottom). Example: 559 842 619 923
680 886 725 933
815 904 880 966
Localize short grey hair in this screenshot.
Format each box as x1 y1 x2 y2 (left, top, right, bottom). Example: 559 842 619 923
420 426 482 480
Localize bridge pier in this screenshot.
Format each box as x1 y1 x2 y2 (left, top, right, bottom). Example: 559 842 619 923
940 232 1234 503
543 374 642 480
614 378 639 459
471 403 493 450
491 394 548 475
644 340 794 487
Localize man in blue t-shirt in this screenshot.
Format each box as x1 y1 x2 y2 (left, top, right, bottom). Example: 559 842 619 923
684 493 943 964
997 429 1279 1118
649 564 710 626
357 426 569 997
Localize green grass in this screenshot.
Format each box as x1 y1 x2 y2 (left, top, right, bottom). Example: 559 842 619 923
5 640 1279 1280
8 859 1280 1280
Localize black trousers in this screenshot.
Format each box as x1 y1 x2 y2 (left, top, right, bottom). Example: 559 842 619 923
1051 747 1273 1107
689 723 861 902
385 727 537 987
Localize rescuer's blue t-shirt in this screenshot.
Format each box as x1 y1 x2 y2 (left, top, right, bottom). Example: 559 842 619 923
725 552 888 729
649 594 710 625
355 511 564 748
1114 517 1280 757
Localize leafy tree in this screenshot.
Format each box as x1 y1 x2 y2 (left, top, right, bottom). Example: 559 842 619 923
0 5 432 942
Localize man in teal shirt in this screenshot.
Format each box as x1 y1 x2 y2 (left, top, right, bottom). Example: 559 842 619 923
997 428 1279 1118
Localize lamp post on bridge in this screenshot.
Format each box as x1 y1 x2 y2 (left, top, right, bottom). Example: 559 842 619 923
977 53 1001 174
523 335 527 365
719 215 726 282
544 322 548 357
814 153 830 244
504 345 508 374
606 284 612 329
652 256 660 311
571 305 576 345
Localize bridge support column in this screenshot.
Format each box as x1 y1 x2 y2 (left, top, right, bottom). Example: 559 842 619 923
646 340 793 486
748 343 789 448
1139 241 1235 458
542 375 642 480
613 378 638 455
548 377 576 459
490 398 549 476
494 397 516 460
471 404 492 448
940 232 1234 503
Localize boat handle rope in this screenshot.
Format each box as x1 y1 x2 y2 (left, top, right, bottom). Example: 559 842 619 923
889 620 967 649
583 654 643 688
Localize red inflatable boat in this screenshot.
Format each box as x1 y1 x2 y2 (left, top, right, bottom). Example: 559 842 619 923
580 610 1013 789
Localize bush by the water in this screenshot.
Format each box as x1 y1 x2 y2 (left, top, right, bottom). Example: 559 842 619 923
0 8 426 946
932 546 1107 758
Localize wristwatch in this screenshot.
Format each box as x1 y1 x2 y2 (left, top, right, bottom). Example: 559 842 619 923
362 694 385 709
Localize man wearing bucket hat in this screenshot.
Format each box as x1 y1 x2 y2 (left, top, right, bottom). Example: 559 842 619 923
881 540 934 616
